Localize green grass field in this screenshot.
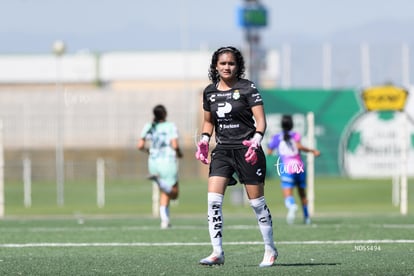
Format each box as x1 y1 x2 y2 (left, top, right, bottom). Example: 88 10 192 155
1 177 414 275
4 176 413 216
0 216 413 275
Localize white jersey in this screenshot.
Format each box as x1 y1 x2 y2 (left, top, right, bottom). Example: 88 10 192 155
140 121 179 159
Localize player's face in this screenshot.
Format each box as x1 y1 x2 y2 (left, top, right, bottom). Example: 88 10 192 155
216 52 238 82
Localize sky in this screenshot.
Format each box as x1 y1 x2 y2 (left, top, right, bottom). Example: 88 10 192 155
1 0 414 54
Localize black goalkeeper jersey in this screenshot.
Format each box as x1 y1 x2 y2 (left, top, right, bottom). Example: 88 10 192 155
202 78 264 148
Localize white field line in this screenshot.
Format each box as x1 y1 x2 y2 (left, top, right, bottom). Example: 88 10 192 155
0 225 259 233
1 224 413 233
1 240 414 248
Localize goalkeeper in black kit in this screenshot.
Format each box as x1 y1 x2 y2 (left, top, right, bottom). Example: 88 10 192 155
195 46 278 267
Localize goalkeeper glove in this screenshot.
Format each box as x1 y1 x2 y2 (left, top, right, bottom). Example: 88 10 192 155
195 133 210 164
242 132 263 165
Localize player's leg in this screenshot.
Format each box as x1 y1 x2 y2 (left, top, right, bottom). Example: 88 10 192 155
199 176 227 266
245 184 278 267
158 183 179 229
147 159 172 194
147 175 172 193
159 191 171 229
297 187 311 224
281 173 298 224
148 159 178 194
168 183 178 200
297 172 310 224
199 149 231 266
240 148 277 267
151 159 179 228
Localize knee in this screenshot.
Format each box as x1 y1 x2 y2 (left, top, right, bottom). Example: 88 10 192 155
170 192 178 200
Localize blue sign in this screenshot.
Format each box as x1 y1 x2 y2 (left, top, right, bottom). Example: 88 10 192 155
237 5 268 28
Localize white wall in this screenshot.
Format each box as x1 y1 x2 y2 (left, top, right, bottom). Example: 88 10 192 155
0 50 280 84
0 89 199 149
0 54 96 83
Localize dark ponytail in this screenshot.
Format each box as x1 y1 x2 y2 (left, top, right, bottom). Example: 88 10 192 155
281 114 294 149
148 104 167 135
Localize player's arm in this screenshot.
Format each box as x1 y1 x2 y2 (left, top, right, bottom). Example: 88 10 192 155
251 105 266 135
242 105 266 165
171 138 183 158
296 142 320 157
195 110 214 164
201 110 214 137
137 138 149 154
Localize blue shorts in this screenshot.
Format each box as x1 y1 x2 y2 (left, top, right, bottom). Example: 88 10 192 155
280 170 306 189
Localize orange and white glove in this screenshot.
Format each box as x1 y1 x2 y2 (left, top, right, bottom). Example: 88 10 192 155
242 132 263 165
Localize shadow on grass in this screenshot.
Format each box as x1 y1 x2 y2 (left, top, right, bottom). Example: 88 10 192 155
276 262 340 267
241 262 340 268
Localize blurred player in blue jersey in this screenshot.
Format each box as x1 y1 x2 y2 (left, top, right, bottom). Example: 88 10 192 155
137 104 183 229
267 114 320 225
195 46 277 267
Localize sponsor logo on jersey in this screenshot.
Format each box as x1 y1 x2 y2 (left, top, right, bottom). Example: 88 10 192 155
209 94 216 102
222 123 240 129
217 92 232 98
216 102 232 117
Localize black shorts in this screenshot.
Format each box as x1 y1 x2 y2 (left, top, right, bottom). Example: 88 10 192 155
209 146 266 185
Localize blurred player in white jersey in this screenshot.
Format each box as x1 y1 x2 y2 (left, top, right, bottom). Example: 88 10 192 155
137 105 183 229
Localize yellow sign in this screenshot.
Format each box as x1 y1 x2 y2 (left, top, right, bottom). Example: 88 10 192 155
362 85 408 111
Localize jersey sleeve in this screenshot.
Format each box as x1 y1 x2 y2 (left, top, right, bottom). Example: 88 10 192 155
140 123 152 139
292 132 301 143
267 134 279 151
245 82 263 107
202 84 214 112
169 123 179 140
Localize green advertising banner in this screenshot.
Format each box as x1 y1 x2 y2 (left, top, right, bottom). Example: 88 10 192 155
262 87 414 178
261 88 361 177
340 86 414 178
